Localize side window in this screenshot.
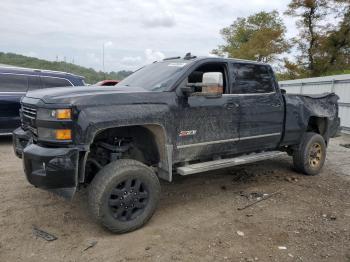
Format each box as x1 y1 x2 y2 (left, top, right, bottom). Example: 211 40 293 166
0 74 28 92
232 63 274 94
187 63 227 94
28 76 42 90
41 77 72 88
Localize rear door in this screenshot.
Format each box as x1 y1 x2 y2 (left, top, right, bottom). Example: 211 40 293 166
27 75 42 91
231 63 284 152
0 73 28 133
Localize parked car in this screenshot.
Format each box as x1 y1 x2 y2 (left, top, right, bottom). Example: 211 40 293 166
0 66 85 135
13 55 340 233
95 80 119 86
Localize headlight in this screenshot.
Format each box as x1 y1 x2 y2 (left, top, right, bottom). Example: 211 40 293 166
37 108 72 120
38 127 72 141
52 109 72 119
36 108 73 142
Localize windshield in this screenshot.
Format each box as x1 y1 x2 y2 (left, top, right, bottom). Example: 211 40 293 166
118 61 189 91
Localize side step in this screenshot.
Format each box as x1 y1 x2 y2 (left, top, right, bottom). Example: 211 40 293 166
176 151 286 176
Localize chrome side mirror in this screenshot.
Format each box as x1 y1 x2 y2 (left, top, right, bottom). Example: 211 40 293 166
201 72 223 97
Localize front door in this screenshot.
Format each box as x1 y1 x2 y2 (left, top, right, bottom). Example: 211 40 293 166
175 62 240 162
231 63 284 152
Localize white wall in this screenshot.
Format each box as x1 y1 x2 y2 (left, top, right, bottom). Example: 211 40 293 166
279 74 350 134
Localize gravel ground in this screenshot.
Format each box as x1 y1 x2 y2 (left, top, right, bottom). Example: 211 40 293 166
0 135 349 262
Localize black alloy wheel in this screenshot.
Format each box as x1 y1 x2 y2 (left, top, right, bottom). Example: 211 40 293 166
108 178 149 221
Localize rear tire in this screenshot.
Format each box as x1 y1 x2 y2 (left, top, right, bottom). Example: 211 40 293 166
88 159 161 233
293 132 326 176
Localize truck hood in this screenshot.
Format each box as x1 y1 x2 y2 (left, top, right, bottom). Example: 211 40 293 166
25 85 154 105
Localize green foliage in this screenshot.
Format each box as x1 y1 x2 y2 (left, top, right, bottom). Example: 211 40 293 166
284 0 350 78
321 69 350 76
276 59 309 80
213 11 290 63
0 52 133 84
285 0 330 76
214 2 350 80
317 4 350 73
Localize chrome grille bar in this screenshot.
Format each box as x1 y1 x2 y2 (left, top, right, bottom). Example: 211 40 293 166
22 105 37 119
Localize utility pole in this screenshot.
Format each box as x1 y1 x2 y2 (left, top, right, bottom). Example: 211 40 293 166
102 42 106 79
102 43 105 72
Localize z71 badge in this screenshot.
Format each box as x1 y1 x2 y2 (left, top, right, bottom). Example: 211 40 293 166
179 130 197 137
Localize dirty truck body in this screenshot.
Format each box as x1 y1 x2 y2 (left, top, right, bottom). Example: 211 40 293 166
13 56 340 233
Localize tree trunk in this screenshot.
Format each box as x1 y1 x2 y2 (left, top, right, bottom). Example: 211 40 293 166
307 7 316 75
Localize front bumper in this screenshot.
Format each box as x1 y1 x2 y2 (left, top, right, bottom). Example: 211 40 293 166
12 127 31 158
13 128 79 199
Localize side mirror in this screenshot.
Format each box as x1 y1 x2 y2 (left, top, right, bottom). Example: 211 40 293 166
201 72 223 97
280 88 286 94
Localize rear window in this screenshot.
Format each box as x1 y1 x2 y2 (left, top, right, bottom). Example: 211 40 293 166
41 77 72 88
28 76 42 90
0 74 28 92
232 63 275 94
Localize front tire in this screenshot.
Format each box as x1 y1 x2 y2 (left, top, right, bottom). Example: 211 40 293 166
293 132 327 176
88 159 161 233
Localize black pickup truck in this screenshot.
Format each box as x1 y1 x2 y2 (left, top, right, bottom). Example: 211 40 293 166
13 55 340 233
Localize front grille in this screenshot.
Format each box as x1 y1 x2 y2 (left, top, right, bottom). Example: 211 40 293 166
21 104 38 138
22 105 37 119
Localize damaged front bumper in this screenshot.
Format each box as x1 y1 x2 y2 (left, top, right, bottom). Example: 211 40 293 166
12 127 31 158
13 128 79 199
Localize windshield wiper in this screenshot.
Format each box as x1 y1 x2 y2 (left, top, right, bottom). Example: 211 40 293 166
151 83 168 91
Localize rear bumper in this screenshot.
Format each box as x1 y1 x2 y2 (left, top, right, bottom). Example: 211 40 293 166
13 128 79 199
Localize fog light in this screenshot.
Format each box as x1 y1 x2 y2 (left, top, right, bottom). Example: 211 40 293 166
55 129 72 140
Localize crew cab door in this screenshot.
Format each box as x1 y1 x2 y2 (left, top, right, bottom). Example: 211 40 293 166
175 62 240 162
231 63 284 152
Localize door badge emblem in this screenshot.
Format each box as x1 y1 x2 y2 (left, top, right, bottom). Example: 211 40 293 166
179 130 197 137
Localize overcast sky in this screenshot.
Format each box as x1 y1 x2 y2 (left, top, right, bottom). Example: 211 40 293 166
0 0 296 72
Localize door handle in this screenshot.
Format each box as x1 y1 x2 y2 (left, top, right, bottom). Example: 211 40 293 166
226 102 239 110
271 103 281 107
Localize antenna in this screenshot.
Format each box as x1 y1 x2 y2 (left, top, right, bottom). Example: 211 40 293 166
184 52 196 60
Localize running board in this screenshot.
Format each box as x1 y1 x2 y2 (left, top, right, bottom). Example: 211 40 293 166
176 151 286 176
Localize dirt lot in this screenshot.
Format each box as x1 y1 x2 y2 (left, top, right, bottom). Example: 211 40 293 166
0 135 349 262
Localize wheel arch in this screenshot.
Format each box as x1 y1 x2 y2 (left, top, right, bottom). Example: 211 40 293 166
80 123 172 184
306 116 329 141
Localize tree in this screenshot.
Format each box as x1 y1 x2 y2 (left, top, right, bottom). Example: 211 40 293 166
320 1 350 73
285 0 329 76
213 11 290 63
0 52 133 84
277 58 308 80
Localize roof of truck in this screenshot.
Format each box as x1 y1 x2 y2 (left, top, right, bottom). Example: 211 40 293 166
161 55 270 66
